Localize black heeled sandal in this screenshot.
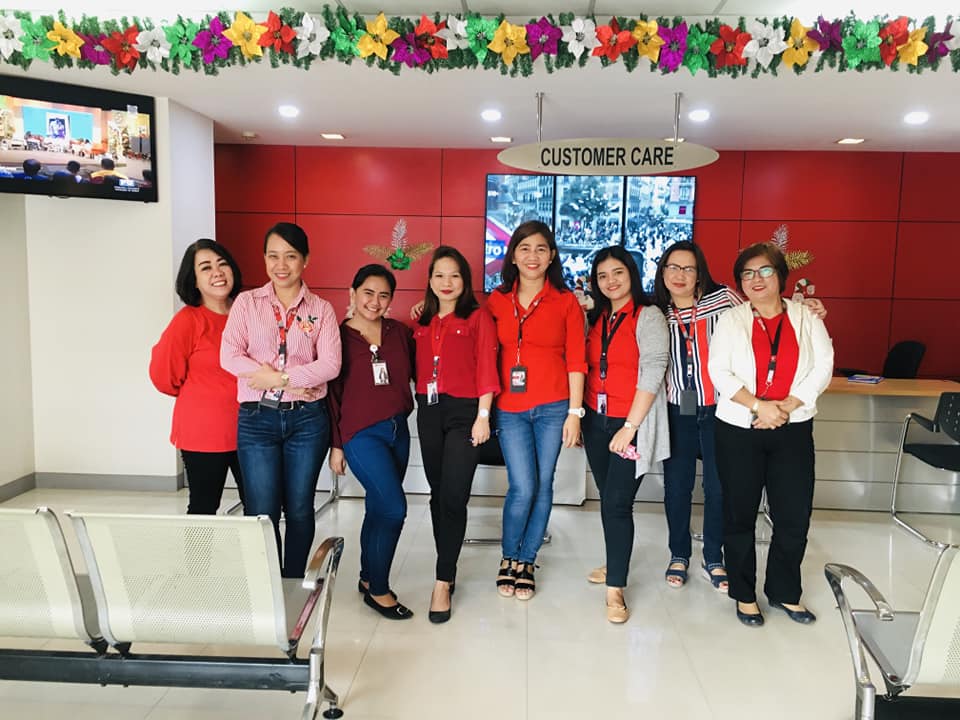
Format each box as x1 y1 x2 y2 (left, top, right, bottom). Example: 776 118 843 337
514 562 537 601
428 581 455 625
496 558 516 597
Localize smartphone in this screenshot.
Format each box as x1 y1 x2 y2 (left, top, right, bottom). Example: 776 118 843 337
615 444 640 461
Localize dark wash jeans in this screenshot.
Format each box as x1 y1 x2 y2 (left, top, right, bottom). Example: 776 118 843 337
343 415 410 597
581 408 644 588
237 400 329 578
662 403 724 566
181 449 244 515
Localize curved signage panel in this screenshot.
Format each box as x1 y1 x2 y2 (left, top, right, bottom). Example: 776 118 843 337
498 138 718 176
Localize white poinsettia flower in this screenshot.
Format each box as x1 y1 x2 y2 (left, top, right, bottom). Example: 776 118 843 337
0 13 24 60
135 27 170 64
743 20 788 68
436 15 469 50
561 17 599 60
295 12 330 59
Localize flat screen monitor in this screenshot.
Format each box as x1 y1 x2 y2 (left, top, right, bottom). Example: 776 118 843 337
0 76 157 202
484 174 696 293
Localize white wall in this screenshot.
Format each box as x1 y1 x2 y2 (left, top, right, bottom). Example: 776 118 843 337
0 194 35 488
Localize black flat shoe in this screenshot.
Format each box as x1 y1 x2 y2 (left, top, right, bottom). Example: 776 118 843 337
363 592 413 620
736 603 765 627
771 601 817 624
357 579 397 600
429 582 454 624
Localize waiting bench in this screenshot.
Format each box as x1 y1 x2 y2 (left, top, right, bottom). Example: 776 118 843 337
0 507 345 719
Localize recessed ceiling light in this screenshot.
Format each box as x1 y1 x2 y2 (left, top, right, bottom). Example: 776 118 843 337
481 108 502 122
836 138 865 144
903 110 929 125
321 133 345 140
278 104 300 119
688 109 710 123
241 130 258 140
663 137 685 143
490 136 512 143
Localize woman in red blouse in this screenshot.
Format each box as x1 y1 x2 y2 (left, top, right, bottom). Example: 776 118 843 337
413 247 500 623
486 220 587 601
150 239 244 514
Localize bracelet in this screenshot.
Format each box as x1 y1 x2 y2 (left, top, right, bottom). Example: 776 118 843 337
750 400 760 414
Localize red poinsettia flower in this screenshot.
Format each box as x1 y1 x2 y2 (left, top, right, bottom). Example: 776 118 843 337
415 14 447 60
709 24 751 67
879 16 909 66
592 17 637 62
259 11 296 54
101 25 141 71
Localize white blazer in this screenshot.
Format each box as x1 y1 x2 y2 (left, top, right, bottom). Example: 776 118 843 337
708 298 834 429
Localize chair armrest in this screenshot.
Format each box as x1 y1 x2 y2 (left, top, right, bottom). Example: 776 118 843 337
824 563 894 620
302 537 343 592
288 537 345 651
908 413 937 433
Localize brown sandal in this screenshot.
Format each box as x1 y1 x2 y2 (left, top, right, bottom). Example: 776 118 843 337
496 558 516 597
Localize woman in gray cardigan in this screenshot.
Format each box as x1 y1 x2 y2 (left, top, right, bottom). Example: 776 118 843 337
581 246 670 624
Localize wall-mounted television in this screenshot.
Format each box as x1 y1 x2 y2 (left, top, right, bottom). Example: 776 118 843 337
484 174 695 292
0 76 157 202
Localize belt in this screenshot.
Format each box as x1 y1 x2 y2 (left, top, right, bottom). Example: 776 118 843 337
240 400 316 411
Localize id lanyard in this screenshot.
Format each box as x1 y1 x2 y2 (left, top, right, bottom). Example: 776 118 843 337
752 305 785 399
598 311 628 393
671 303 698 390
512 292 545 367
267 304 298 401
430 317 450 382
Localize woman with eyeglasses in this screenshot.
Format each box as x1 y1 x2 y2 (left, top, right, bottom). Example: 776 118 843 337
708 242 833 627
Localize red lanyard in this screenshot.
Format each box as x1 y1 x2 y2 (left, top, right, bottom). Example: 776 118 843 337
272 304 298 370
752 306 785 399
430 316 450 380
672 303 698 388
512 291 545 365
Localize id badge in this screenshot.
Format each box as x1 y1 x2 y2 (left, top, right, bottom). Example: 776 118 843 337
259 389 282 410
372 362 390 386
426 381 439 405
509 365 527 393
597 392 608 416
679 388 697 416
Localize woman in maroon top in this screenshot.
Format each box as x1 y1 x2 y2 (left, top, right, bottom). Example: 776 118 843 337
413 247 500 623
328 264 416 620
150 239 244 514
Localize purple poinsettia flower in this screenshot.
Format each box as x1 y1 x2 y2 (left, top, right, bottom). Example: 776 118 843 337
526 16 561 60
391 33 430 67
79 33 112 64
193 16 232 64
807 16 842 51
657 21 688 72
926 21 954 62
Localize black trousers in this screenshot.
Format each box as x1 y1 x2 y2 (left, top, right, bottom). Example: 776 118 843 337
416 394 481 582
581 408 644 588
181 449 244 515
714 419 815 604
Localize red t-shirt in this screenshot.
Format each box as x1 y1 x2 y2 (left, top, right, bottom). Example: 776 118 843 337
149 305 238 452
585 302 642 418
486 282 587 413
413 307 500 398
752 312 799 402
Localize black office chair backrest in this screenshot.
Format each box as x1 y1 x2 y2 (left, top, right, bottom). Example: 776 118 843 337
935 393 960 444
882 340 926 379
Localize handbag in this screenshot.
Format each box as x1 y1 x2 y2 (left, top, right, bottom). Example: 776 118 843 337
476 412 506 467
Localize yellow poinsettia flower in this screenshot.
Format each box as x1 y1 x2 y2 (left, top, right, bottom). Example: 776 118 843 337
897 27 928 66
632 19 664 63
781 18 819 68
222 11 268 59
487 20 530 66
357 12 399 59
46 20 84 58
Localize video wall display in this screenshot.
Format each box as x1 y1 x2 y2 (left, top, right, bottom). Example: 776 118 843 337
484 173 696 292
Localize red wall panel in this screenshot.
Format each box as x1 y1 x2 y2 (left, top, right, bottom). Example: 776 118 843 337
215 145 296 213
821 299 892 374
741 152 902 222
439 216 485 273
440 149 530 218
690 220 741 288
215 212 295 288
672 151 744 221
899 154 960 222
295 147 442 216
894 223 960 300
890 300 960 378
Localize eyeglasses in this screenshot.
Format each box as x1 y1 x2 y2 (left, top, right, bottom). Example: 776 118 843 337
664 264 697 275
740 265 776 281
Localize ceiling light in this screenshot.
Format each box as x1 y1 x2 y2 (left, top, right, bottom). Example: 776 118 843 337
836 138 865 145
490 136 512 143
241 130 258 140
663 137 685 143
903 110 929 125
481 109 502 122
688 109 710 123
277 104 300 119
321 133 345 140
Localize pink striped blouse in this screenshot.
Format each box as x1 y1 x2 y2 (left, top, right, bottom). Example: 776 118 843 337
221 282 342 403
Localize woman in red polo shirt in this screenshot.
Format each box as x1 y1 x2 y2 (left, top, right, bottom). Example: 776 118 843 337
413 246 500 623
486 220 587 601
582 246 669 623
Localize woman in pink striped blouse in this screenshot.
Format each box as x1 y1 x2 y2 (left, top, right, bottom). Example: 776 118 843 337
221 222 341 578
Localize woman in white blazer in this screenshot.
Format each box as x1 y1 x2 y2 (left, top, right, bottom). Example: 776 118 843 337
708 242 833 628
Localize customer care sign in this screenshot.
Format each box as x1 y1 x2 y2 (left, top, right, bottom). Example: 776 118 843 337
498 138 718 175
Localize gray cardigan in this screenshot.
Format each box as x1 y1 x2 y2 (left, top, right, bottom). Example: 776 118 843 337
631 305 671 477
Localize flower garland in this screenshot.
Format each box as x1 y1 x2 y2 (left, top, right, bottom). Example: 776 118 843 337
0 8 957 78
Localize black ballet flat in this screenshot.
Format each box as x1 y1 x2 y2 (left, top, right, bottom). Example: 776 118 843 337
736 603 765 627
770 601 817 624
429 582 455 624
363 592 413 620
357 579 397 600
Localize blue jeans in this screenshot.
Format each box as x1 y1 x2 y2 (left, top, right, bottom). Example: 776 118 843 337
237 400 329 578
662 403 723 566
343 415 410 597
497 399 567 563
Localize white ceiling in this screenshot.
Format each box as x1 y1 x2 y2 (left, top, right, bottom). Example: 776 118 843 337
3 2 959 150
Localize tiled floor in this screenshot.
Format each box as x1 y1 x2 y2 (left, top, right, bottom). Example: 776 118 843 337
2 487 959 720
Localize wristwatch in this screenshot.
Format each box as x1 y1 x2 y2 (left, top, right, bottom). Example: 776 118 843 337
280 372 290 387
623 420 636 430
477 408 490 419
568 407 585 418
